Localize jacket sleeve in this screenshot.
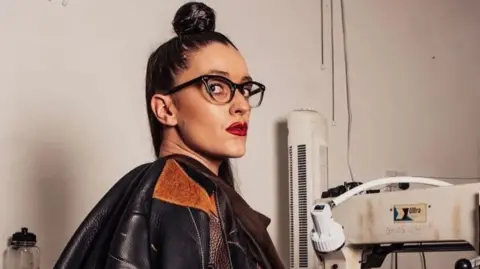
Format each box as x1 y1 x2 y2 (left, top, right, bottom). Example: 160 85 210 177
53 163 152 269
149 199 210 269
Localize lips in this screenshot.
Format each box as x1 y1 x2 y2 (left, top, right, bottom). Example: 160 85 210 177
226 122 248 136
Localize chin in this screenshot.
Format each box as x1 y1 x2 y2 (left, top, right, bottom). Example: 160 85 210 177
222 146 245 158
212 139 246 159
223 143 246 158
227 151 245 159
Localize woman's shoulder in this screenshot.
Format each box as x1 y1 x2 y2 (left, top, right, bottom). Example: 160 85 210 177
152 159 216 215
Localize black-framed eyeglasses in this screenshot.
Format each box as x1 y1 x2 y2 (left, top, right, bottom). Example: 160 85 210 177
166 75 266 108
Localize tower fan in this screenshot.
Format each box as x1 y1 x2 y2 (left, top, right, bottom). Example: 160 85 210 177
287 109 329 269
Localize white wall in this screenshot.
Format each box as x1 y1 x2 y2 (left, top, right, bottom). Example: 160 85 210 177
0 0 478 269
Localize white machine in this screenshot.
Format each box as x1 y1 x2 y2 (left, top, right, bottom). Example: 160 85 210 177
287 108 480 269
310 177 480 269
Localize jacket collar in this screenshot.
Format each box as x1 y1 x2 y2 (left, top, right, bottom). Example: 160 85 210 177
164 154 218 195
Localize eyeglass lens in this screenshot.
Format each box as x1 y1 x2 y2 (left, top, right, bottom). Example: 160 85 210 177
204 77 263 107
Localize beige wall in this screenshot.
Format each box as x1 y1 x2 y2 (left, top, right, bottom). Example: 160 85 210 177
0 0 478 268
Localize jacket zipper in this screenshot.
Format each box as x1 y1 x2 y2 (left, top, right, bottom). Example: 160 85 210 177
189 208 206 269
215 191 234 269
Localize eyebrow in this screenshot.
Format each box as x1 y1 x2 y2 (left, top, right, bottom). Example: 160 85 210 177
206 69 253 83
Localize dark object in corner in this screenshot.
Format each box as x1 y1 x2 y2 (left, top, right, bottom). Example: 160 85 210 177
398 183 410 190
321 181 364 198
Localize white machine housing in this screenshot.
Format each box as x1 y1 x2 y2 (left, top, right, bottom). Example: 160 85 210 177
287 109 329 269
312 180 480 269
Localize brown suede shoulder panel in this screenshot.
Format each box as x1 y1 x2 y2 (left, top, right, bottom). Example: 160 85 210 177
153 159 217 216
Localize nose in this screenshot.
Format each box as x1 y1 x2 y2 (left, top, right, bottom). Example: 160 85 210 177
229 90 250 116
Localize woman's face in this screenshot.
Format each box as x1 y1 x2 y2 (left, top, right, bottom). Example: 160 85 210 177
158 43 253 160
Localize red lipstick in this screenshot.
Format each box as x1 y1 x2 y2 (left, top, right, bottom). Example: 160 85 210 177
226 122 248 136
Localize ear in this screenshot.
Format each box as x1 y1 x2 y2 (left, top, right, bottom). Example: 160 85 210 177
151 93 178 127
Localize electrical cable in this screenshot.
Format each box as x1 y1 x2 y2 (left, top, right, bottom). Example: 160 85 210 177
330 0 336 124
419 243 427 269
394 253 398 269
339 0 354 182
321 0 324 69
410 175 480 180
420 246 427 269
331 176 452 206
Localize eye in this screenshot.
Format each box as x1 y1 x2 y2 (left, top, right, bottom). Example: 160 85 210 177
208 83 226 95
206 78 230 96
241 83 256 97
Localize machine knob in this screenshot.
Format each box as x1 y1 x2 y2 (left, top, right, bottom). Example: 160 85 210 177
455 258 472 269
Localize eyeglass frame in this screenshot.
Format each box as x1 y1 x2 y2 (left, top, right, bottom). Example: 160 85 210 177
164 75 266 108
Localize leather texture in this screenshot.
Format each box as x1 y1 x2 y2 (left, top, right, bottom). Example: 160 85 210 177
53 156 270 269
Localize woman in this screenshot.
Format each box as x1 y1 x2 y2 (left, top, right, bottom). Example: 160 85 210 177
53 2 285 269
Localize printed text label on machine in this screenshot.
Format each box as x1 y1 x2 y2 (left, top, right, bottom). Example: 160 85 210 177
393 203 428 223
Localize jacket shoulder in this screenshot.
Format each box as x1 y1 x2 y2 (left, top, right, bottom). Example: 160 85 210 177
153 159 216 215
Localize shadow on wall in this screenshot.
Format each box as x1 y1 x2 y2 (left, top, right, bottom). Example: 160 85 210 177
29 140 74 267
275 120 290 265
477 139 480 176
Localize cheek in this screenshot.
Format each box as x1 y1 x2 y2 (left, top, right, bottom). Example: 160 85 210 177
177 99 229 147
177 103 247 158
177 99 226 130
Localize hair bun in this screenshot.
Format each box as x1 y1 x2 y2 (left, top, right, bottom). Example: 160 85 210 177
172 2 216 36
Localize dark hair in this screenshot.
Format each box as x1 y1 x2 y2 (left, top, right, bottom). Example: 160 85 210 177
145 1 236 186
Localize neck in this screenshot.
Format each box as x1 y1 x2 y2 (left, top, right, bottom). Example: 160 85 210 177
159 129 221 175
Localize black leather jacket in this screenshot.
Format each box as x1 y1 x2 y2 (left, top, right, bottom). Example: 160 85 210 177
53 156 272 269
